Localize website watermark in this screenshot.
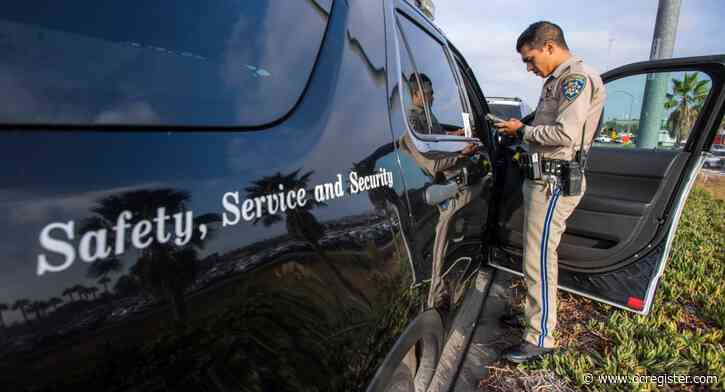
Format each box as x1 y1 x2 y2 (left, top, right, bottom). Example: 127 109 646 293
583 373 719 387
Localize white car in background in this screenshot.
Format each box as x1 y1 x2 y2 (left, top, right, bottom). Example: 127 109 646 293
659 130 676 147
704 148 725 169
595 134 613 143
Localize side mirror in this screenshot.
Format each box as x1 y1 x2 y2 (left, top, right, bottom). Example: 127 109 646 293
415 0 436 19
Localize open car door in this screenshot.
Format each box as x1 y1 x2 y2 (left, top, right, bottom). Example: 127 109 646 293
489 55 725 314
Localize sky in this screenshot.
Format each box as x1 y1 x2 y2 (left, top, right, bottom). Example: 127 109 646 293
434 0 725 109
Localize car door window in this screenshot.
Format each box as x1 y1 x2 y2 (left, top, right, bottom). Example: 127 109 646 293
396 13 465 136
396 26 431 135
597 71 713 149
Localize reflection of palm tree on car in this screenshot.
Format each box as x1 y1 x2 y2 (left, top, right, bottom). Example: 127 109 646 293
0 303 8 328
246 170 371 308
113 274 141 296
86 258 123 295
89 287 100 300
29 301 45 320
98 277 112 293
246 170 326 246
665 72 710 145
81 188 221 322
12 299 31 324
62 287 76 302
48 297 63 311
131 245 201 321
72 284 86 301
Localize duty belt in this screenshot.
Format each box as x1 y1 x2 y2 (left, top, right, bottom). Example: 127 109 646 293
540 158 568 175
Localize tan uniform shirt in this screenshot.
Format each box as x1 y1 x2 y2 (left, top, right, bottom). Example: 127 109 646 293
522 56 606 161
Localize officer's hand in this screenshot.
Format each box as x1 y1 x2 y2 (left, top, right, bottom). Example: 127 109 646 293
494 118 524 138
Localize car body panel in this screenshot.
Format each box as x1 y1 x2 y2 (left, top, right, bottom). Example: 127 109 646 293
0 1 430 390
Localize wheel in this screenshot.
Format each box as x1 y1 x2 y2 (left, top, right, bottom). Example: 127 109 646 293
383 357 415 392
366 310 444 392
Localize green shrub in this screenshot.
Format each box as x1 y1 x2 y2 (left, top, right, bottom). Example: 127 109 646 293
527 188 725 391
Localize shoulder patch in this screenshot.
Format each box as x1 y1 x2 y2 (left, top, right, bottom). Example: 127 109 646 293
561 74 587 101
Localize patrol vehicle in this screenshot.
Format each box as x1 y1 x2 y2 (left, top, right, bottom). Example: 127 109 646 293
1 1 724 391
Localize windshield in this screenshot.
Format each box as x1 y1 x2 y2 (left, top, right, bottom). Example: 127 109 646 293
0 0 331 127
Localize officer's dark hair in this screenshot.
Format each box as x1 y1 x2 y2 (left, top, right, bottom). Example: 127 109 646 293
516 21 569 52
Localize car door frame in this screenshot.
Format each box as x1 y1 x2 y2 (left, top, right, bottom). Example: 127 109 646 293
487 55 725 315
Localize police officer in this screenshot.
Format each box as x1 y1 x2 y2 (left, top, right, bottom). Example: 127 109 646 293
406 73 445 135
493 21 606 363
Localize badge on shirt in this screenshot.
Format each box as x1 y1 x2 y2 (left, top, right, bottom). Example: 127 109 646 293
544 85 554 98
561 75 587 101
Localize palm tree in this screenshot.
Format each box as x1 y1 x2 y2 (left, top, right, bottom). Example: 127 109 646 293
72 284 86 301
246 170 371 308
12 299 30 324
48 297 63 311
98 276 112 293
73 286 85 300
86 257 123 282
113 275 140 297
29 301 44 320
245 170 326 244
665 72 710 145
132 245 200 321
40 301 51 317
89 287 100 300
62 287 75 302
82 188 221 322
0 303 8 328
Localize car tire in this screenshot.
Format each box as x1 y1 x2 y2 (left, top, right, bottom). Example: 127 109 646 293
366 310 444 392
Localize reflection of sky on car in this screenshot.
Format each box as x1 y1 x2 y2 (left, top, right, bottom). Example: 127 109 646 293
0 0 329 126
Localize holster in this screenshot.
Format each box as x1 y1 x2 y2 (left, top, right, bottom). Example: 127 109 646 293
519 152 542 180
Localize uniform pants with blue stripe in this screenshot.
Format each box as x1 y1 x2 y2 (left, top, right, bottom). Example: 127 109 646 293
522 178 585 348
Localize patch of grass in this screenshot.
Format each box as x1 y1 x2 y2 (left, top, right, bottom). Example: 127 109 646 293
497 187 724 392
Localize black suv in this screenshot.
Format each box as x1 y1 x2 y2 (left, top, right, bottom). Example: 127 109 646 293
1 1 724 391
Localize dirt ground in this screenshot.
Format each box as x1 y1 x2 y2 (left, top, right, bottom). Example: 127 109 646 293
695 170 725 200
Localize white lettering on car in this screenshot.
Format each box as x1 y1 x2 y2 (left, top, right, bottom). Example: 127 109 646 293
36 169 394 275
222 191 241 226
36 208 202 276
37 221 76 275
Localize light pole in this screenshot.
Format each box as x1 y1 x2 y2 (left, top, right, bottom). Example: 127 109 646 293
638 0 681 148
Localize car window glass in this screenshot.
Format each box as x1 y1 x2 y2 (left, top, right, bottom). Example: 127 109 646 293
597 71 712 150
397 28 431 134
396 13 464 135
0 0 330 126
